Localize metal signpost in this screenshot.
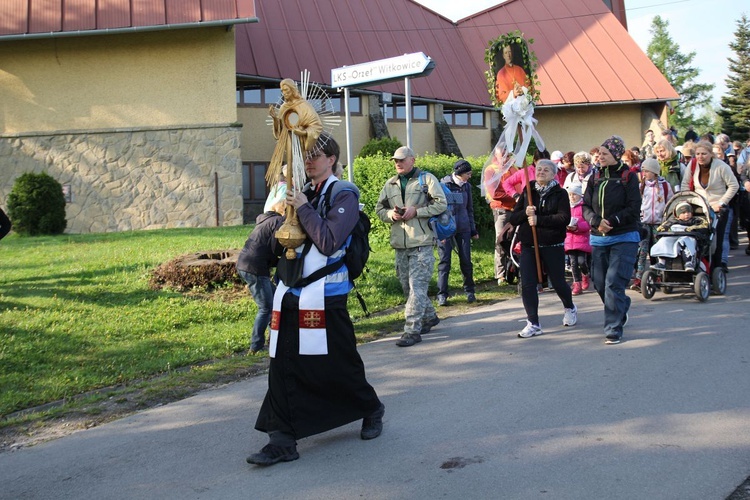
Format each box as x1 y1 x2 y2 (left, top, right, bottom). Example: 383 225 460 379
331 52 435 181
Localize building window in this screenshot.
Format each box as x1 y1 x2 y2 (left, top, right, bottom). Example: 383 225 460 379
242 162 269 202
384 102 429 122
237 84 360 114
444 108 485 128
237 85 282 106
328 93 362 115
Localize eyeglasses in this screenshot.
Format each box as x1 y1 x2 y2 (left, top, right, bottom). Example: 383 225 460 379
305 151 327 161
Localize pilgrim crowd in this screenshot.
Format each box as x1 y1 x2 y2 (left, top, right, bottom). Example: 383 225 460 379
238 124 746 466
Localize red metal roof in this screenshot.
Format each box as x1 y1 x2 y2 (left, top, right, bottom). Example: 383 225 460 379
0 0 257 38
235 0 677 107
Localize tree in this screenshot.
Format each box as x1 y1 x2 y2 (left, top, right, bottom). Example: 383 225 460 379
719 14 750 140
646 15 714 136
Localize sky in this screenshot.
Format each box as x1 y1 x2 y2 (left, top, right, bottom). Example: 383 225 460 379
415 0 748 104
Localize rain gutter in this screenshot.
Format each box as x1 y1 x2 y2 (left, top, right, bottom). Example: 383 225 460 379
0 17 259 42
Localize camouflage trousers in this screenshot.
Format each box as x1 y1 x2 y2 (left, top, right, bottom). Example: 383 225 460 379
395 246 437 335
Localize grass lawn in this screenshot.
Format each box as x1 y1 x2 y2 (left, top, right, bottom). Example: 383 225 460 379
0 226 515 421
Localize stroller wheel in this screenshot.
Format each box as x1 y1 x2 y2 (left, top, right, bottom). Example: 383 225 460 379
641 270 657 299
694 272 710 302
711 267 727 295
506 268 517 285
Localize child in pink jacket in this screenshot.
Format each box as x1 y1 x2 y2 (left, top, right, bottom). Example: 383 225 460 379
564 183 592 295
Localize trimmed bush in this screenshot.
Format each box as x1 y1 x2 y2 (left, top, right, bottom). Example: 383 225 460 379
7 172 67 236
357 137 402 158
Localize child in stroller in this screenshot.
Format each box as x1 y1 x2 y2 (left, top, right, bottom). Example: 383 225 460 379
651 201 709 271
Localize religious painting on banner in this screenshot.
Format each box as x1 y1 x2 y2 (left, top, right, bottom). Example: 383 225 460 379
482 32 544 192
485 31 540 108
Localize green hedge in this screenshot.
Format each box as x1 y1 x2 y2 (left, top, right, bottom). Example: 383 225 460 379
351 153 493 246
357 137 403 158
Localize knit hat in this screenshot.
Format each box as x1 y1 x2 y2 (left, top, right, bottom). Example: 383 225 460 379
566 183 583 197
675 201 692 217
601 135 626 161
641 158 660 175
454 159 472 175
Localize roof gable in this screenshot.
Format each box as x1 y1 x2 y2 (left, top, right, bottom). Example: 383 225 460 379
236 0 676 107
0 0 257 39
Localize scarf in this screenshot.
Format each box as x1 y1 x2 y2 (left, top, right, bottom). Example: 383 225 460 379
658 157 680 177
534 179 558 195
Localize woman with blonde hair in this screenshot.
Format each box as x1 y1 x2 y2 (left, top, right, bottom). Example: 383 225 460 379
654 139 685 193
681 140 738 271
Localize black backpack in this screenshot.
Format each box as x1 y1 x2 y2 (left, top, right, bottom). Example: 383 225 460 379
322 183 371 281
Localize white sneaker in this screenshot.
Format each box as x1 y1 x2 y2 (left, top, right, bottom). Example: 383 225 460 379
518 321 543 338
563 305 577 326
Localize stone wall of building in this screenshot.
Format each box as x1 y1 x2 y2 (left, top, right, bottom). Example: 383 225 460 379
0 125 243 234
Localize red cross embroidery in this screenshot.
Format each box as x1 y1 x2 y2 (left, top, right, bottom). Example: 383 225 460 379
270 311 281 330
300 310 325 329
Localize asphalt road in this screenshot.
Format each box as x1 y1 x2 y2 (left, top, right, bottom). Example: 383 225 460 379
2 244 750 500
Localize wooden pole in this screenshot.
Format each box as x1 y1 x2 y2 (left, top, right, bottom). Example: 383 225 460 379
518 127 543 284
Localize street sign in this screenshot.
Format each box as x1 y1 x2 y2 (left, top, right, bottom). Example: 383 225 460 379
331 52 434 88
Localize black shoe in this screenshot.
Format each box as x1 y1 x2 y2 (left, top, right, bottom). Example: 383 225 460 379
420 316 440 335
396 333 422 347
361 403 385 440
745 246 750 256
466 292 476 303
605 334 622 345
246 444 299 466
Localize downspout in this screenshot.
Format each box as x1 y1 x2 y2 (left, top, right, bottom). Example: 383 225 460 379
215 172 220 227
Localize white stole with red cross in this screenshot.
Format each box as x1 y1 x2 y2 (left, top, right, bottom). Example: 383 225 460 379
269 245 328 357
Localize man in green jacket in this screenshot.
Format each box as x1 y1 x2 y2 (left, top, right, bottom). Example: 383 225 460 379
375 147 447 347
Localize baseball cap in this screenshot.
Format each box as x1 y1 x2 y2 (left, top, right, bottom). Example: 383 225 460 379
391 146 415 160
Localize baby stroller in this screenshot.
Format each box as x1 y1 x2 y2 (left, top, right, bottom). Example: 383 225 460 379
641 191 726 302
499 222 520 285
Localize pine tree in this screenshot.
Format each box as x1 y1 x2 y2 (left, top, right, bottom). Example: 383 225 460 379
646 15 714 136
719 14 750 140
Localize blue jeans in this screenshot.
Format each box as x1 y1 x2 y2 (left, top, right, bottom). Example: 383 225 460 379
591 242 638 339
238 270 275 351
437 232 475 297
721 209 733 265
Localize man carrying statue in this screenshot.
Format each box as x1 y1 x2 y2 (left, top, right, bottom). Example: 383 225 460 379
247 80 384 467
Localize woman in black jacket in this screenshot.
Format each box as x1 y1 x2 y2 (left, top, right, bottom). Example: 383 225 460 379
582 136 641 345
509 159 577 338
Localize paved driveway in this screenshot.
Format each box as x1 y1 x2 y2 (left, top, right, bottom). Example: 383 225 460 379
2 245 749 500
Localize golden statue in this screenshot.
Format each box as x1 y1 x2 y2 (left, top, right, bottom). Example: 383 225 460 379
267 78 324 259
